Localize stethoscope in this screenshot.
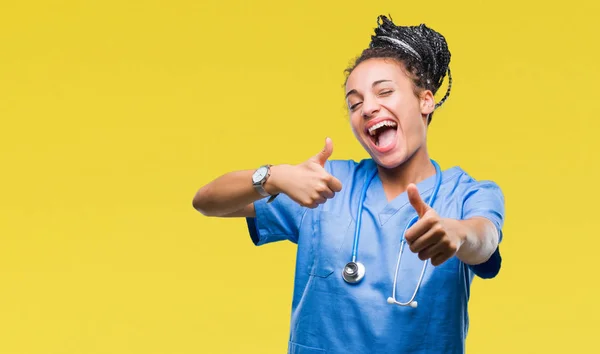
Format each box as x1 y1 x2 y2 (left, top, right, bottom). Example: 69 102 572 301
342 159 443 309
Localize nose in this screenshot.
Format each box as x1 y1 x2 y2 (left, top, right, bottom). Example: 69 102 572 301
361 96 380 119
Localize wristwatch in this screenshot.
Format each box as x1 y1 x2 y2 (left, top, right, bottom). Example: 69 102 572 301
252 164 279 203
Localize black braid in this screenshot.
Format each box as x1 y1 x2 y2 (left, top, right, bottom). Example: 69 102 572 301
345 15 452 124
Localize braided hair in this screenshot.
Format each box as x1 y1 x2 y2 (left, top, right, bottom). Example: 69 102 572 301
345 15 452 124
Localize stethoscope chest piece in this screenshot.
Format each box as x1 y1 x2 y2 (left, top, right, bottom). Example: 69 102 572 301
342 261 365 284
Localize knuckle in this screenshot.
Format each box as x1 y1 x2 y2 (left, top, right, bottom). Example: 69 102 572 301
434 223 445 234
315 183 327 193
440 237 450 246
422 214 434 225
431 211 440 219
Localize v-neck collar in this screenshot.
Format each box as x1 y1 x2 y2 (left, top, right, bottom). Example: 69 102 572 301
362 159 463 225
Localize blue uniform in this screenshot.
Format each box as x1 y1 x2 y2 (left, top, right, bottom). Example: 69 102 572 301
246 159 505 354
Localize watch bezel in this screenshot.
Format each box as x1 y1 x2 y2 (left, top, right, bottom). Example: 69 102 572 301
252 165 270 185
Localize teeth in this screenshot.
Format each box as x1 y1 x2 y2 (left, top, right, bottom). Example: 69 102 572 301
368 121 397 136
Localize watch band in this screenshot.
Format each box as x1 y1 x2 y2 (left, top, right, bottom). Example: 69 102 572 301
266 193 279 204
253 182 270 197
252 165 279 203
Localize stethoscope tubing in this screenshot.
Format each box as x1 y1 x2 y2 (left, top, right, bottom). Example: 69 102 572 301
350 159 442 261
345 159 443 307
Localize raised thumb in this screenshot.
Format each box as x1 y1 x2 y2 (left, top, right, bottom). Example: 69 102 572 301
407 183 430 218
313 137 333 167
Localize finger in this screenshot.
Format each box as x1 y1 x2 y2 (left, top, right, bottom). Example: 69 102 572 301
407 183 430 219
408 222 445 253
321 188 335 199
304 198 324 209
418 242 446 261
326 175 343 193
404 216 437 243
319 188 335 200
310 137 333 167
312 193 327 205
315 181 335 199
299 195 324 209
431 252 453 266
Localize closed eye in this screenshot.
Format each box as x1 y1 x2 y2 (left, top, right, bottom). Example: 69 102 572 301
350 102 362 111
379 90 393 96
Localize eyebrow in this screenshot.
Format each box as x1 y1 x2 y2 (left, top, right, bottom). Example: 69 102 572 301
345 80 393 99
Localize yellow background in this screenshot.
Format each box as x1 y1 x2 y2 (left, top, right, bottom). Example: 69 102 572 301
1 0 598 353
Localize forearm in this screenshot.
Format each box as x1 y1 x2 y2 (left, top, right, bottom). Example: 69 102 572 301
192 168 283 217
453 217 499 265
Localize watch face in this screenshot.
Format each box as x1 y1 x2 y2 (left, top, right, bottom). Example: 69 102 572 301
252 166 268 183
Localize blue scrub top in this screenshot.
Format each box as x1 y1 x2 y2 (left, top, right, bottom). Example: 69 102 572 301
246 159 505 354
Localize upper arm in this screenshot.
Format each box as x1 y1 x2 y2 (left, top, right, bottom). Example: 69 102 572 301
462 180 505 242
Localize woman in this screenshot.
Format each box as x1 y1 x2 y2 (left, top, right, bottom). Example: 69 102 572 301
193 15 505 354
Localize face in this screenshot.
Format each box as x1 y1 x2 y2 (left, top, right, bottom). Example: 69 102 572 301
345 58 434 169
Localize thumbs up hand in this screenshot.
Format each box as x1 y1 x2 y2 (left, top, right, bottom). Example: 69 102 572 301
266 138 343 209
404 184 464 266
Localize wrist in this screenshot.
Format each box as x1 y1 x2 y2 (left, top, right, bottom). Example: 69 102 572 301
263 164 287 195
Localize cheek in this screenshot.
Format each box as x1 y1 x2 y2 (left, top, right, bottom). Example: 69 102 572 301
349 115 362 136
398 116 426 147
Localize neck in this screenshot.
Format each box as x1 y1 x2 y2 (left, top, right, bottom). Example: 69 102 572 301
377 148 436 202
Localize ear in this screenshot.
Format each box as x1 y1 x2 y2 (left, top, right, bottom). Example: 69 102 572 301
420 90 435 115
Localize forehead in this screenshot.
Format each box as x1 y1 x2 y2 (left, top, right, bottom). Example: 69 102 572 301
345 58 411 90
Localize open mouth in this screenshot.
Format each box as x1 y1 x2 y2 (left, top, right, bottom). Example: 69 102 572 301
367 120 398 148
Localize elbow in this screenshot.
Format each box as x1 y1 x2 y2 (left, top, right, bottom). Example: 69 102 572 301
461 235 498 266
192 194 207 215
192 188 217 217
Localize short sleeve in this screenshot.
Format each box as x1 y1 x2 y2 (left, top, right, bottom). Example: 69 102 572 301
461 180 506 279
245 192 307 246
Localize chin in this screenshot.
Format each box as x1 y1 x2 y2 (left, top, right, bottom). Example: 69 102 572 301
371 152 408 170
